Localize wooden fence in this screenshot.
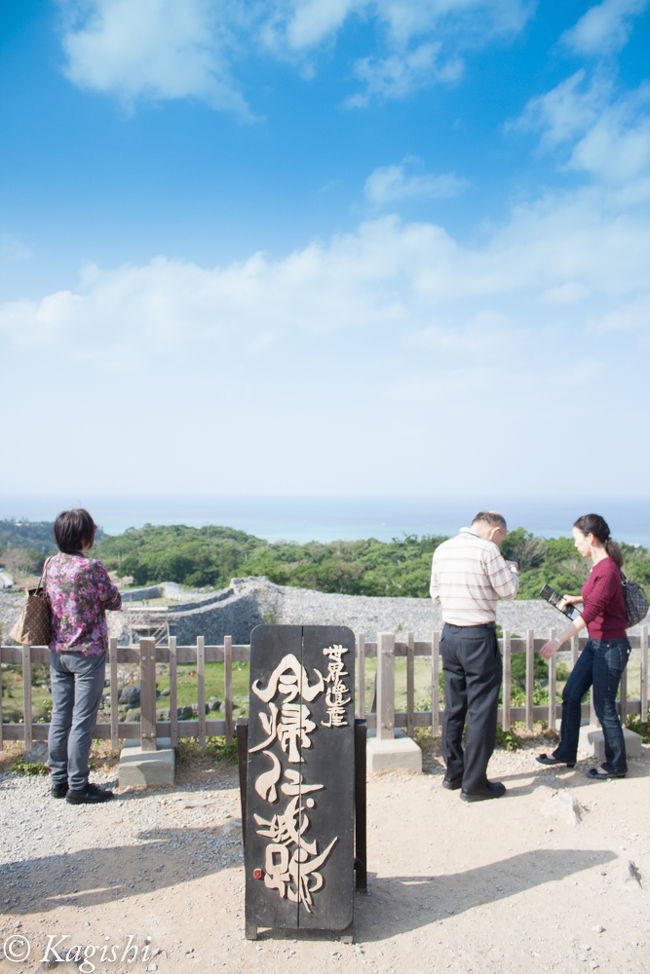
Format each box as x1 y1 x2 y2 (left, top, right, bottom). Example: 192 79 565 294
1 628 648 757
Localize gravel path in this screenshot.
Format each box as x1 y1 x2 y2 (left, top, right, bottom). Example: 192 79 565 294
0 743 648 974
2 580 648 971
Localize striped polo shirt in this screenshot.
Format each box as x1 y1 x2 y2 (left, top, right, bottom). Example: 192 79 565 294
430 527 519 626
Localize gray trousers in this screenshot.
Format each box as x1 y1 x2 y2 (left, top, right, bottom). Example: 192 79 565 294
48 650 106 792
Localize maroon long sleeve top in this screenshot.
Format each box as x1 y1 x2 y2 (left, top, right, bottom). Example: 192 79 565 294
580 557 627 640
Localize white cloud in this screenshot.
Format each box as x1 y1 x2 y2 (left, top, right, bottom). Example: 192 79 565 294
589 293 650 335
3 188 649 364
57 0 533 112
569 99 650 182
514 71 606 147
3 184 650 495
515 73 650 184
0 234 32 263
561 0 649 56
267 0 532 52
539 282 589 305
280 0 364 49
404 310 520 359
341 0 531 105
346 42 463 106
58 0 254 117
364 157 468 207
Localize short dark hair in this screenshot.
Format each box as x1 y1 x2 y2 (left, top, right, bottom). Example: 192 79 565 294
53 509 96 554
472 511 507 532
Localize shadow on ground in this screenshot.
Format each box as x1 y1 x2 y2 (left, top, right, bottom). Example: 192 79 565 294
1 822 241 915
353 848 617 941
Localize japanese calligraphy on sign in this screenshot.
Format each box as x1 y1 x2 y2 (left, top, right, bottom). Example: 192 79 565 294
322 644 351 728
249 652 336 912
245 626 355 930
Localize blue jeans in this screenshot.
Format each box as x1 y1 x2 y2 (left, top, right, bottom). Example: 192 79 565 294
553 638 631 774
48 651 106 792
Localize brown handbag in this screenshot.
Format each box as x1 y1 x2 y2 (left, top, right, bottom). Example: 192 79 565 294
10 558 52 646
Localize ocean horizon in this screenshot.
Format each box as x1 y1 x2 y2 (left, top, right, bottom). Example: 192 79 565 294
1 493 649 547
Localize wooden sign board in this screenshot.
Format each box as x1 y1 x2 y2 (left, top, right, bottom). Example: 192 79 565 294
244 625 356 937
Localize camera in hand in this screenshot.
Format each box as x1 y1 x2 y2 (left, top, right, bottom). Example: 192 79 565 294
540 584 580 620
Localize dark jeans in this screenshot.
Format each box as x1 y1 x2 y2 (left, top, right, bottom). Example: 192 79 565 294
441 622 502 792
48 650 106 792
553 638 631 774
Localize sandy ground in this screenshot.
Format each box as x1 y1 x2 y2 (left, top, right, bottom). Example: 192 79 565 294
0 738 649 974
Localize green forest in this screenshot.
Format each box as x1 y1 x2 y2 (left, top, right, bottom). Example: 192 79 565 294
2 518 649 600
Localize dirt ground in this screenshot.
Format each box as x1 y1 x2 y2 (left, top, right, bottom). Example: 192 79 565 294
0 736 648 974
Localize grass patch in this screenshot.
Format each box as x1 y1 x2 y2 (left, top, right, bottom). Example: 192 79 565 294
1 664 52 724
175 735 240 767
495 726 524 750
626 710 650 743
11 757 48 776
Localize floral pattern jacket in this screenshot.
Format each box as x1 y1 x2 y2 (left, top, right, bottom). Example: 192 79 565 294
45 552 122 656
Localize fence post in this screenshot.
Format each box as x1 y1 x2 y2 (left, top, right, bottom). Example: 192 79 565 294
356 634 366 719
109 637 119 752
502 631 511 732
224 635 233 746
169 636 178 747
525 630 534 731
376 633 395 741
431 631 440 736
197 636 206 748
22 645 33 759
547 628 557 732
139 638 157 752
406 632 415 738
640 627 648 717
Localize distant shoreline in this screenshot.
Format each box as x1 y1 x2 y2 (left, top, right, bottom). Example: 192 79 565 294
2 494 650 546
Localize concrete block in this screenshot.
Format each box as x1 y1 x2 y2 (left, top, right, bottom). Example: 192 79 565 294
118 737 175 787
578 724 643 761
366 728 422 773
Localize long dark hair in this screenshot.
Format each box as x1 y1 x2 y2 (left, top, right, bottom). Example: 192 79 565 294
573 513 623 567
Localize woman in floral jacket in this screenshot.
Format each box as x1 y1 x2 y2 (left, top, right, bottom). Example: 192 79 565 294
45 508 121 803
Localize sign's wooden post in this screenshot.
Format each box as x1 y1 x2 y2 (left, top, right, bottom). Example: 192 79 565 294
242 624 358 940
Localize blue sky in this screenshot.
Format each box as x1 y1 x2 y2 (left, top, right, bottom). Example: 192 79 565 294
2 0 650 511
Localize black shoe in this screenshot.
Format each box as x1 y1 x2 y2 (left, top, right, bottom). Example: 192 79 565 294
66 783 114 804
460 781 506 802
536 753 576 768
51 782 68 799
442 775 462 790
586 767 626 780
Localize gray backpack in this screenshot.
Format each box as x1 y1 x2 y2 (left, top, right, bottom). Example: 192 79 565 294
621 572 649 627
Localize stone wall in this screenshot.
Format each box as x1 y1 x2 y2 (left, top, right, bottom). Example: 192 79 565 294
3 577 648 648
117 576 638 646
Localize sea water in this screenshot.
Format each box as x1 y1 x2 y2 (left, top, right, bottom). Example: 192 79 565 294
1 493 649 546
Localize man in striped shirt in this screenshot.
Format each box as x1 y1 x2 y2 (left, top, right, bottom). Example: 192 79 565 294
430 512 519 801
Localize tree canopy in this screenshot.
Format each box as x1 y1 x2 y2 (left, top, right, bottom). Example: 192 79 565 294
1 518 649 599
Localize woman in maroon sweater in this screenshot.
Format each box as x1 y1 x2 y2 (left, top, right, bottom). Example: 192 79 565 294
536 514 630 779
